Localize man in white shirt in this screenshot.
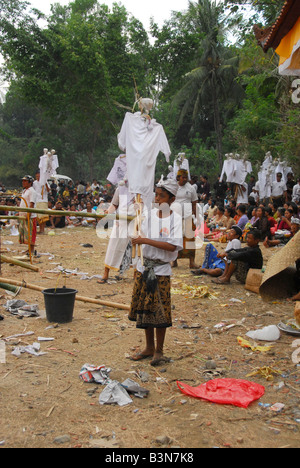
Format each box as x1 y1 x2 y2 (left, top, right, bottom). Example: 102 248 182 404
272 172 287 206
236 182 248 205
19 175 38 255
292 178 300 204
172 169 198 269
33 171 50 234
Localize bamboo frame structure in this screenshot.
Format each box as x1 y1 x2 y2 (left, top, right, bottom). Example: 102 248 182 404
0 205 134 310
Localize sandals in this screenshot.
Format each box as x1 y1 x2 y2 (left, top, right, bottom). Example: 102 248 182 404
150 357 171 367
129 353 153 362
97 278 108 284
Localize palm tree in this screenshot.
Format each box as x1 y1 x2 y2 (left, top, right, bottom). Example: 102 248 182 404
172 0 242 169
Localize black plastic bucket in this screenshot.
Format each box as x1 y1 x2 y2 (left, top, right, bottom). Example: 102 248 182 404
42 287 78 323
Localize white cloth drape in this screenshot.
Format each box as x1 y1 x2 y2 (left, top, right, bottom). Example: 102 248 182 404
118 112 171 207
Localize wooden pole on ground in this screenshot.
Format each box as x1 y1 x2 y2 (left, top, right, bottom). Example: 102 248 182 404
0 255 39 272
0 277 130 311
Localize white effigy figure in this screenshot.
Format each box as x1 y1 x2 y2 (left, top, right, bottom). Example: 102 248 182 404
220 153 252 186
39 149 59 187
98 155 136 283
173 153 191 181
220 153 252 203
117 98 171 210
117 98 171 260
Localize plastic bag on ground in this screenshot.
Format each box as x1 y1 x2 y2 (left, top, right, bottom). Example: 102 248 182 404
246 325 280 342
177 378 265 409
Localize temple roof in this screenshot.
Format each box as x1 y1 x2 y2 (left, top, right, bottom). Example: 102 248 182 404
254 0 300 52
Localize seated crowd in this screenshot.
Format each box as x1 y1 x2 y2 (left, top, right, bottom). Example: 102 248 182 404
46 179 114 228
195 175 300 290
0 174 299 296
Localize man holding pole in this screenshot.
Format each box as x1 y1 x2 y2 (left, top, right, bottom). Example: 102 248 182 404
19 175 38 257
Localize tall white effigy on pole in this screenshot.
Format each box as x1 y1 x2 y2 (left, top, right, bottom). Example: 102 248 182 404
39 148 59 187
117 97 171 259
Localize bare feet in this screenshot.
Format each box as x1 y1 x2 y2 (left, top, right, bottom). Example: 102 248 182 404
130 352 153 361
212 277 230 284
150 352 171 367
97 278 108 284
292 292 300 302
130 348 154 361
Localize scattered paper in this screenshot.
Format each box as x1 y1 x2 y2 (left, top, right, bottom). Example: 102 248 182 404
99 381 133 407
12 342 47 357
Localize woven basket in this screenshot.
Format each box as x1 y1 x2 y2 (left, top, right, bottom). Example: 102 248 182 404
260 231 300 301
245 269 263 294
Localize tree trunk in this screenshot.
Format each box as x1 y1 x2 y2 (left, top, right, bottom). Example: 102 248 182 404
88 126 99 180
211 77 223 171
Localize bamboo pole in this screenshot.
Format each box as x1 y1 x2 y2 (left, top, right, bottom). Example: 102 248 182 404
19 196 32 264
0 282 20 294
0 255 39 272
0 277 130 311
0 205 135 222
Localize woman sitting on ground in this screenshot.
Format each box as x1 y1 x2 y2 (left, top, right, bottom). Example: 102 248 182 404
204 199 218 221
277 208 293 231
265 207 277 230
264 217 300 248
236 204 249 231
66 203 81 226
252 206 271 241
205 207 235 241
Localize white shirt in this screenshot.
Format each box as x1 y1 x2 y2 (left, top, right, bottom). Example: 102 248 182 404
173 182 198 219
33 180 49 203
226 239 242 252
118 112 171 204
292 183 300 203
137 208 183 276
20 187 37 218
236 182 248 205
250 191 259 202
272 180 287 197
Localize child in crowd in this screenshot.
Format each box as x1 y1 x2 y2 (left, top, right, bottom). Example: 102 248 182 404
191 225 242 278
212 229 263 285
128 177 183 367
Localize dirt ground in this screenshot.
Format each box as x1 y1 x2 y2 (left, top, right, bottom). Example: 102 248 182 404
0 224 299 449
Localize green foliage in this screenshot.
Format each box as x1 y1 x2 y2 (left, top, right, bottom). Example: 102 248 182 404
0 0 299 187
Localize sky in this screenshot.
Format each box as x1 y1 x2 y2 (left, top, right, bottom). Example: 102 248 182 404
29 0 190 29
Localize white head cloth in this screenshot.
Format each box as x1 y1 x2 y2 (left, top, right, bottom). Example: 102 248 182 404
156 176 179 197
